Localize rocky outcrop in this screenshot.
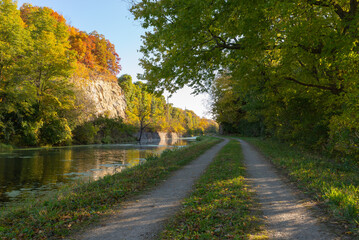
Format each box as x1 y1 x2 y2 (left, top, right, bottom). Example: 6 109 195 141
75 78 126 119
134 132 182 142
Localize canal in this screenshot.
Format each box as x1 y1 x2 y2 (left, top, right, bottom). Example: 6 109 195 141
0 137 196 206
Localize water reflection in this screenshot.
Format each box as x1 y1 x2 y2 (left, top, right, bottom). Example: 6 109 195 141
0 137 195 205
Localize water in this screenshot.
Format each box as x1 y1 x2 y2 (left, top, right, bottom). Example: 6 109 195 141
0 137 196 206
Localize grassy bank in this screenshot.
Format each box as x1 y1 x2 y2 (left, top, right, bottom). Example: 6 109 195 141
242 137 359 235
0 143 13 152
160 140 267 240
0 137 221 239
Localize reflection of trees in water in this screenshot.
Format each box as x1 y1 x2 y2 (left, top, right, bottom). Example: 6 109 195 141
0 149 74 202
0 139 191 204
90 149 140 180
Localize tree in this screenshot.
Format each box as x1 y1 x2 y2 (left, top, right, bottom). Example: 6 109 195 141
210 74 244 134
132 0 359 94
132 0 359 155
0 0 33 142
69 27 121 80
18 4 77 145
119 75 152 141
137 88 152 141
0 2 121 146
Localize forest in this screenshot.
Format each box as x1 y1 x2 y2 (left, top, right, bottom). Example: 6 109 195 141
0 0 217 147
131 0 359 159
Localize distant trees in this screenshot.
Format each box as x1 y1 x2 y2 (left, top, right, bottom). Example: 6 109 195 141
118 74 218 139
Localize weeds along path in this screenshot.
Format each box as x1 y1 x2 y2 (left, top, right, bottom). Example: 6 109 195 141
75 138 229 240
238 139 338 240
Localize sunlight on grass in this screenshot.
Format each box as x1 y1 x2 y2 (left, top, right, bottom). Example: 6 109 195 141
160 140 268 240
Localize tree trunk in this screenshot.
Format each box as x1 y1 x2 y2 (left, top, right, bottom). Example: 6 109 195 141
138 126 143 142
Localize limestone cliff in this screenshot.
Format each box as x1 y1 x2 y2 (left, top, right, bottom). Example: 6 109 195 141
134 132 182 142
74 78 126 119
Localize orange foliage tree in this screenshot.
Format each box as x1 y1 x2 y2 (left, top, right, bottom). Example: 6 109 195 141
69 28 121 80
21 4 121 82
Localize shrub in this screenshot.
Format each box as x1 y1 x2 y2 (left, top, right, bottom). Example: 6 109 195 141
39 117 72 146
72 122 99 144
73 117 136 145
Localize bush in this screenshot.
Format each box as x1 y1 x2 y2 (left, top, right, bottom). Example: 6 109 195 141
328 112 359 159
196 136 205 141
72 117 136 145
39 117 72 146
101 135 113 144
20 121 41 146
72 122 99 144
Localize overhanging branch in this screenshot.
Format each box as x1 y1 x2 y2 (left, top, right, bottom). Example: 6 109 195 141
208 30 243 50
284 76 342 95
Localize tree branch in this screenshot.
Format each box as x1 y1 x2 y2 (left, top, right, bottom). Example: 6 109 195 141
297 43 323 54
208 30 243 50
284 76 342 95
307 0 348 19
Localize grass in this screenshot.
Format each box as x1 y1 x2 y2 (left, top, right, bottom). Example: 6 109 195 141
160 140 267 240
241 137 359 236
0 137 221 239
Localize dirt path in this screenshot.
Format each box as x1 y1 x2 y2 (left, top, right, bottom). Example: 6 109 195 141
75 139 229 240
238 139 339 240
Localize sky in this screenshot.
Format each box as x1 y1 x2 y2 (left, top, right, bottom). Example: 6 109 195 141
16 0 211 119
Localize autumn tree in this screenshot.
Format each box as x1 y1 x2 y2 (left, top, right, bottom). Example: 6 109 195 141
69 27 121 81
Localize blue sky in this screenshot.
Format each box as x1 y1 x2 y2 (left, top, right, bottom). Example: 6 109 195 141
16 0 211 118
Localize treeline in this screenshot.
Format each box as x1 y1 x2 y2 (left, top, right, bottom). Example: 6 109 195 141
0 0 217 147
118 74 217 141
131 0 359 158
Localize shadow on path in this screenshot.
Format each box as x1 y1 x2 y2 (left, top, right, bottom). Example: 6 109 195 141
238 139 338 240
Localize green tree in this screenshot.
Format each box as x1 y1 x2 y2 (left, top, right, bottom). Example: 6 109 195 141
0 0 34 143
210 74 244 134
132 0 359 155
119 75 152 141
19 4 77 145
137 87 152 141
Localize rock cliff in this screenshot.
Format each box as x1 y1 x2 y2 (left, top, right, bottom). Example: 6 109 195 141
75 78 127 119
134 132 182 142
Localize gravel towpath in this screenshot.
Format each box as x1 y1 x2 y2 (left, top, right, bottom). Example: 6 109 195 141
75 139 229 240
238 139 339 240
